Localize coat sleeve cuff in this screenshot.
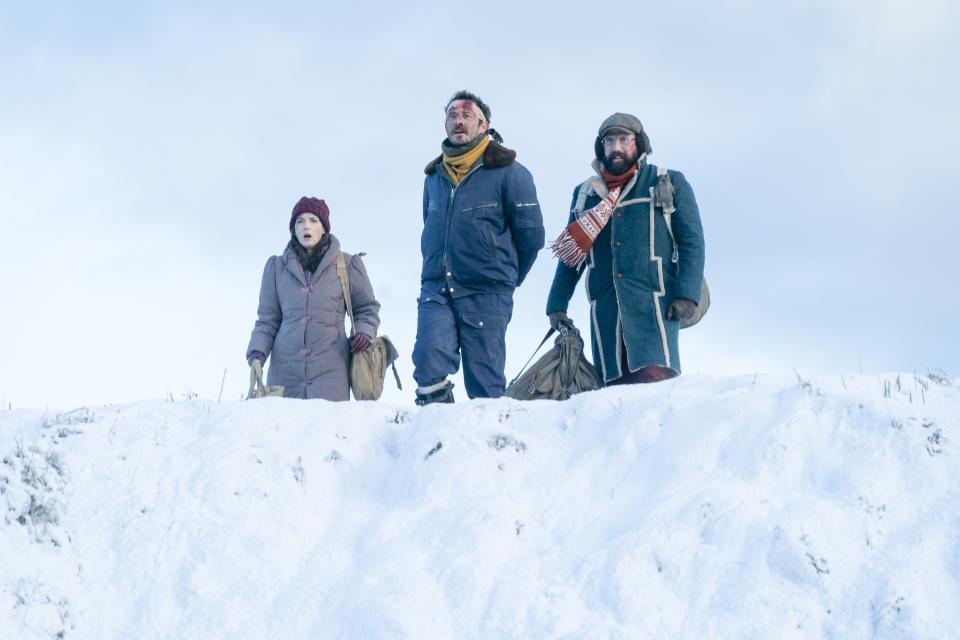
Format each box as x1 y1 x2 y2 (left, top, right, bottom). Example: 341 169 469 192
676 279 702 305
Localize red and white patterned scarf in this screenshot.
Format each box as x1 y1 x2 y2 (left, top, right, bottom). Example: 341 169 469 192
550 187 621 269
550 164 640 269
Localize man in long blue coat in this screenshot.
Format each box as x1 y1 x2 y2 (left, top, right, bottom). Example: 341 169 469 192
413 91 545 404
546 113 705 384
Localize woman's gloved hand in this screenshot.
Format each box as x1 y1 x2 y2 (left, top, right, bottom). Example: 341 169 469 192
350 333 372 353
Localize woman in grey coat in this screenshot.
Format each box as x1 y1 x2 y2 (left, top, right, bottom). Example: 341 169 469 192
246 196 381 401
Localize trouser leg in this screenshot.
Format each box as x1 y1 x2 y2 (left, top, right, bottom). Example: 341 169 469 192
608 341 677 385
455 293 514 399
412 289 460 388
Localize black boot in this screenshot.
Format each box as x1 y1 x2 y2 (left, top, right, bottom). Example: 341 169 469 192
415 381 455 406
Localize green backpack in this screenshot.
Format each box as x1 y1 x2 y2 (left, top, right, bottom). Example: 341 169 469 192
504 325 603 401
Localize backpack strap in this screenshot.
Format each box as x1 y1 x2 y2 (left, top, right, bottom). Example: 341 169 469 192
335 252 356 336
655 166 680 264
571 174 612 215
572 179 592 215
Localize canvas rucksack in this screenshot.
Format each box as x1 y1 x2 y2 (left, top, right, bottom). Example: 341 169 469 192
335 252 402 401
504 324 604 401
572 166 709 329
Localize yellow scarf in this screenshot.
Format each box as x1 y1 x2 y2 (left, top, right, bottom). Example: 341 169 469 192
442 136 490 186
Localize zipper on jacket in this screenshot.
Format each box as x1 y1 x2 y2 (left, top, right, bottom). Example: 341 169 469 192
440 162 484 288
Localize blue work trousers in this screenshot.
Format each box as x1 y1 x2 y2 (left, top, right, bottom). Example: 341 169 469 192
412 286 514 399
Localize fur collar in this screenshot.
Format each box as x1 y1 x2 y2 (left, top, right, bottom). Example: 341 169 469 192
424 139 517 175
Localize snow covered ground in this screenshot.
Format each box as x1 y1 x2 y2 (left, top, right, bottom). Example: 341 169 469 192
1 373 957 639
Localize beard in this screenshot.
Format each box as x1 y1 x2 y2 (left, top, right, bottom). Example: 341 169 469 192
447 125 481 146
604 149 640 175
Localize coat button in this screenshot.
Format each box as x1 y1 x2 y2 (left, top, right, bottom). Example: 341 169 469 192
614 241 622 247
478 321 484 327
302 317 309 324
616 272 623 279
449 288 455 293
615 212 622 218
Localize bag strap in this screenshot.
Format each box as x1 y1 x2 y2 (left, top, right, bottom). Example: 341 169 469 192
507 328 557 388
335 252 356 336
655 166 680 264
390 361 402 390
383 337 403 390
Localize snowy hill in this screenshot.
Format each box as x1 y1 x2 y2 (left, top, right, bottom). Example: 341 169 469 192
1 373 958 639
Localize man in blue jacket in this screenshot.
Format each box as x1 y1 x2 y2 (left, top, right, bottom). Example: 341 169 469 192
546 113 705 385
413 91 545 404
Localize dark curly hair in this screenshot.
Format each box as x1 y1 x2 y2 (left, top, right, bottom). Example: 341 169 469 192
445 90 491 123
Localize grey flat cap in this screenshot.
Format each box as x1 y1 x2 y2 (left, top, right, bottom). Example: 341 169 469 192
598 112 645 136
594 112 652 159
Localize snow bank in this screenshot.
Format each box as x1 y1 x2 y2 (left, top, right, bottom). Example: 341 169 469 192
1 373 958 639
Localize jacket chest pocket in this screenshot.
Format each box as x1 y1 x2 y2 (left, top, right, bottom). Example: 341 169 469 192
459 201 501 219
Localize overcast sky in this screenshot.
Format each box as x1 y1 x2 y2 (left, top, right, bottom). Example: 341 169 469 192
2 0 958 409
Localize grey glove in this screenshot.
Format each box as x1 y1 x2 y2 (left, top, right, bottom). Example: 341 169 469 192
549 311 573 331
666 298 696 321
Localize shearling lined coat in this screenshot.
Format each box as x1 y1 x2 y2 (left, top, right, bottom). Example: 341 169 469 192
421 140 545 296
246 234 380 401
546 160 705 382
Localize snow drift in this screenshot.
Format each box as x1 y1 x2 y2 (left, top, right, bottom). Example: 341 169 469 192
1 373 958 639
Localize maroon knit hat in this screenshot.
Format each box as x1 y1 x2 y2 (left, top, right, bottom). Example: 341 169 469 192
289 196 330 233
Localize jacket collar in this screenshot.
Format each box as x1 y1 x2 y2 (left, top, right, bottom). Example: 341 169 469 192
282 233 341 286
587 157 650 200
424 139 517 175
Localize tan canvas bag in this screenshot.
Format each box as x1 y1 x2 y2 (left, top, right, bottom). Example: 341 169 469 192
335 252 402 401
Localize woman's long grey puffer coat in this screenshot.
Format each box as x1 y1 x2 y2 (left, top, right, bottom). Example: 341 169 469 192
246 234 380 400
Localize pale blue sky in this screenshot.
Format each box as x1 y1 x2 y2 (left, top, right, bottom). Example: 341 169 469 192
2 0 957 408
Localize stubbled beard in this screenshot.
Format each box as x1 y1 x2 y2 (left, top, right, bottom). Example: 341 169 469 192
604 150 639 175
448 131 474 146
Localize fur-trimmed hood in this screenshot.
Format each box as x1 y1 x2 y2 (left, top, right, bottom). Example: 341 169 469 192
424 140 517 175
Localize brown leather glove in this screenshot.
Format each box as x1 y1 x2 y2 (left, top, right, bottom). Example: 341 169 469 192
666 298 696 321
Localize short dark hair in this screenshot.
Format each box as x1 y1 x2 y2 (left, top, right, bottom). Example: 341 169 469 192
445 90 491 123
